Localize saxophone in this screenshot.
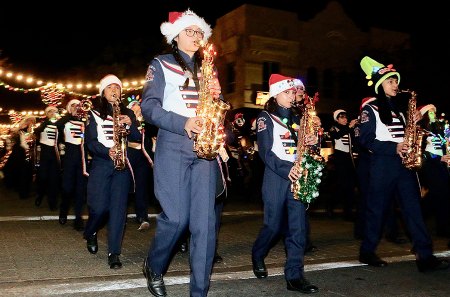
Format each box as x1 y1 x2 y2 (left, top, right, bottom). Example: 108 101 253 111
193 42 231 160
400 89 425 170
112 94 128 170
291 92 325 203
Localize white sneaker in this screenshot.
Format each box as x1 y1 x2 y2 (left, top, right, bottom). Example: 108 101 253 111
138 220 150 231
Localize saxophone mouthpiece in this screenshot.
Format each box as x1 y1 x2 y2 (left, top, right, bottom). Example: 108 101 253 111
194 40 205 47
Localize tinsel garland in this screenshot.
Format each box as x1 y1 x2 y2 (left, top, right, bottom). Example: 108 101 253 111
293 153 325 204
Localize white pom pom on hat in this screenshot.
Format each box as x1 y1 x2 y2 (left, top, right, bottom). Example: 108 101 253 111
99 74 122 96
269 74 296 97
418 104 436 116
160 9 212 44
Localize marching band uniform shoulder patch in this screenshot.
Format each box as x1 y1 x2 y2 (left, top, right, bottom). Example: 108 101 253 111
360 110 369 123
257 117 267 132
145 65 156 81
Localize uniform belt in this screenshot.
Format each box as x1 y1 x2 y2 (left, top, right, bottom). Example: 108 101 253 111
128 142 142 150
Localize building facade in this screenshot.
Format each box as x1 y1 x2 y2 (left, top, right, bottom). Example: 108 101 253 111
211 2 411 116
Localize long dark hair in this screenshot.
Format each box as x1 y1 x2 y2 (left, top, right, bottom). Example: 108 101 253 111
420 111 444 136
171 40 202 87
94 94 128 121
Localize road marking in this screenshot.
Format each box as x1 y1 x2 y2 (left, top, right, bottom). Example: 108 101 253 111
3 251 450 296
0 210 263 222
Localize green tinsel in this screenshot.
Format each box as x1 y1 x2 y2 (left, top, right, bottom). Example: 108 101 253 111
293 153 325 204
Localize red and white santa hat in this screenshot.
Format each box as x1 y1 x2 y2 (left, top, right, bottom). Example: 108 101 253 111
333 109 346 121
293 78 305 89
99 74 122 96
269 74 296 97
66 99 80 114
160 9 212 44
360 97 376 111
418 104 436 116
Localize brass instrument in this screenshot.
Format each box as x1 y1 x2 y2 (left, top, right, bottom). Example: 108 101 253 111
193 42 231 160
291 92 325 203
112 94 128 170
399 89 425 170
74 99 92 121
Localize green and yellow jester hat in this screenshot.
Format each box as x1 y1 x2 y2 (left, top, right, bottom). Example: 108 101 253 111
360 56 400 94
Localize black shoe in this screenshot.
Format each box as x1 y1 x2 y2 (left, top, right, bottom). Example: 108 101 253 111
305 244 318 254
252 258 268 278
359 252 388 267
416 255 450 272
179 241 188 253
108 253 122 269
58 216 67 225
213 253 223 264
287 278 319 294
143 258 166 297
385 236 408 244
74 218 84 231
35 195 43 207
85 233 98 254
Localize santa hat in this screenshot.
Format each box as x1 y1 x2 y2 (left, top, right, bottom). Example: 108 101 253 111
160 9 212 44
333 109 346 121
418 104 436 116
44 105 58 115
66 99 80 114
269 74 296 97
99 74 122 96
293 78 305 89
360 97 376 111
360 56 400 94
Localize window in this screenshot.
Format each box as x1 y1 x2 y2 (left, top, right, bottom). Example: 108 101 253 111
263 62 280 91
226 63 236 93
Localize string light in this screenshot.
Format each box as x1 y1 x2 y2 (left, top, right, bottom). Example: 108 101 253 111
0 66 146 96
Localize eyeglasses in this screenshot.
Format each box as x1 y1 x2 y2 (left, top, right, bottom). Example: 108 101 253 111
184 28 204 38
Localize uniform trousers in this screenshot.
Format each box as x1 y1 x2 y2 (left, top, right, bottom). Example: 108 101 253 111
360 155 433 259
84 158 131 254
147 131 218 297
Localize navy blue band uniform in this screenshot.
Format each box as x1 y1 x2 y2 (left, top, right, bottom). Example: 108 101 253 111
83 106 140 256
329 121 357 219
56 115 88 228
252 106 309 281
141 51 222 296
34 120 61 210
358 99 434 260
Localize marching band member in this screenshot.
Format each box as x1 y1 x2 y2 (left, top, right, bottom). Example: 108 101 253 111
83 74 140 269
251 74 319 294
34 105 61 210
417 104 450 238
55 99 88 231
140 9 224 297
357 56 448 272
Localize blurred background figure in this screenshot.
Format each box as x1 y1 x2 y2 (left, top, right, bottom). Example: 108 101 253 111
328 109 358 221
2 115 36 199
417 104 450 240
55 99 89 231
127 99 156 231
34 105 62 210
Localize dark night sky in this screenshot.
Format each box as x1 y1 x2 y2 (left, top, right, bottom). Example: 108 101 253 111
0 0 448 113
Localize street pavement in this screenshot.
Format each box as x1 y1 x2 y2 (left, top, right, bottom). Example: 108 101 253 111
1 182 450 297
